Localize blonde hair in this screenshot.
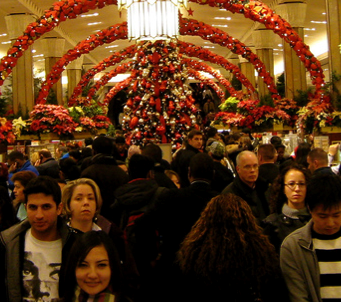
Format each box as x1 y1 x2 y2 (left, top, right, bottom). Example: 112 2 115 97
62 178 103 219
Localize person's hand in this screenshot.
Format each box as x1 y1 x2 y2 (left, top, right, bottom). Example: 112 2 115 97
329 143 340 156
8 162 17 173
34 159 41 166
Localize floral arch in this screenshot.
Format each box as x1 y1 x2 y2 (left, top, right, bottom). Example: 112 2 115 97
0 0 326 103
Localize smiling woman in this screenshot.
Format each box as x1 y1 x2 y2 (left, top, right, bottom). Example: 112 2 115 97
61 231 129 302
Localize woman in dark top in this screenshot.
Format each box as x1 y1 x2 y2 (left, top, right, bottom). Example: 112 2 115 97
263 164 311 251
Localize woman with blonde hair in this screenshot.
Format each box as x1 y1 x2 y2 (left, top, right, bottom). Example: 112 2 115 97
62 178 103 232
177 193 288 302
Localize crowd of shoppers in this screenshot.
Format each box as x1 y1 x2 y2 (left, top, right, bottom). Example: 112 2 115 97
0 128 341 302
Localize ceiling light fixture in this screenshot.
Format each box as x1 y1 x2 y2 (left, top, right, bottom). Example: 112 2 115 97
118 0 188 40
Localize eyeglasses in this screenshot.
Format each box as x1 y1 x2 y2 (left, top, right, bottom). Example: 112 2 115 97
285 182 306 190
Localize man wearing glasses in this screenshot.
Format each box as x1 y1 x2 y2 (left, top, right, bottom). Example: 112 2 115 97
222 150 270 224
281 174 341 302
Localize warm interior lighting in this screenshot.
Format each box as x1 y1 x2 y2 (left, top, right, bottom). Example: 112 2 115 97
118 0 187 41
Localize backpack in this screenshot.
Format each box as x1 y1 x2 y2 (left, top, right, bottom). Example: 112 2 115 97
121 187 166 275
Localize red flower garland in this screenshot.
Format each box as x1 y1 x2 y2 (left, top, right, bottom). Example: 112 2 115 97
182 58 238 97
69 44 137 105
37 22 128 104
87 62 133 105
180 17 280 101
178 41 257 98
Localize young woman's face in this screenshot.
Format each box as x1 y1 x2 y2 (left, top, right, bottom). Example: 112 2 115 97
76 245 111 296
70 184 97 223
284 169 307 209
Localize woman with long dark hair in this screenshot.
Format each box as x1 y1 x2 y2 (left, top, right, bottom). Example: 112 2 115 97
177 193 288 302
61 231 131 302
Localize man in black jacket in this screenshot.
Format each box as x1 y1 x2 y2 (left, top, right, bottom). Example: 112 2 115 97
81 136 128 218
223 150 270 224
171 129 203 188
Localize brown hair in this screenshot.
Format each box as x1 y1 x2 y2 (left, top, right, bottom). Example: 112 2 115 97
178 194 279 290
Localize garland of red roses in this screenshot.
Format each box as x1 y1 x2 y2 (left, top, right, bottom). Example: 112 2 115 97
178 41 256 98
180 17 280 101
188 0 327 101
69 44 137 106
87 62 133 104
182 58 238 97
36 22 128 104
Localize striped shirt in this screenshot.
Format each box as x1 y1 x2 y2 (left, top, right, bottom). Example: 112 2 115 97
313 229 341 301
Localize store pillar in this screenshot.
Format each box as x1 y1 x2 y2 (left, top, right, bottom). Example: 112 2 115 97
5 13 35 115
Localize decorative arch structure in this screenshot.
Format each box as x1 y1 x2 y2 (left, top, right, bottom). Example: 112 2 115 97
87 61 133 104
187 69 226 102
0 0 327 107
182 58 237 96
86 57 238 104
36 22 128 103
71 40 256 103
69 44 137 105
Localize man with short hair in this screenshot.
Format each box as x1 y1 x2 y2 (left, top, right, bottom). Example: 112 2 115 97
257 144 279 183
307 148 334 175
0 176 74 302
171 129 203 188
36 150 60 179
280 174 341 302
8 151 39 192
222 150 269 223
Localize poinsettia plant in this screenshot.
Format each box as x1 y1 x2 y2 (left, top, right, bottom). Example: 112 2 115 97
0 117 15 143
214 97 290 129
30 104 77 135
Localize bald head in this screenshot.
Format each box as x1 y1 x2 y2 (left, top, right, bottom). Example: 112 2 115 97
236 151 259 187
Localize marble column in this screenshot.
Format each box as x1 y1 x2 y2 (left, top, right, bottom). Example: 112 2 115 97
325 0 341 98
252 29 275 99
41 37 65 105
276 1 307 99
239 47 257 99
66 57 84 100
5 13 35 115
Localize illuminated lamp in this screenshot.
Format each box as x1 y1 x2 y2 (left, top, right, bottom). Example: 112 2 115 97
118 0 187 41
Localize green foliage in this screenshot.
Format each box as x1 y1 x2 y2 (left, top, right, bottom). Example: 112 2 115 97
276 73 285 97
83 100 104 117
0 86 12 116
46 89 58 105
258 94 274 107
107 124 116 137
231 75 242 91
219 97 239 112
293 87 313 107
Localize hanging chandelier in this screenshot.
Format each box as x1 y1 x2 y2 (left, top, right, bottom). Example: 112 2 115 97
118 0 187 41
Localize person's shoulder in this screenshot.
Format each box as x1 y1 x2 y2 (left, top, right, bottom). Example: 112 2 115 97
222 181 235 194
0 220 30 245
281 221 311 248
